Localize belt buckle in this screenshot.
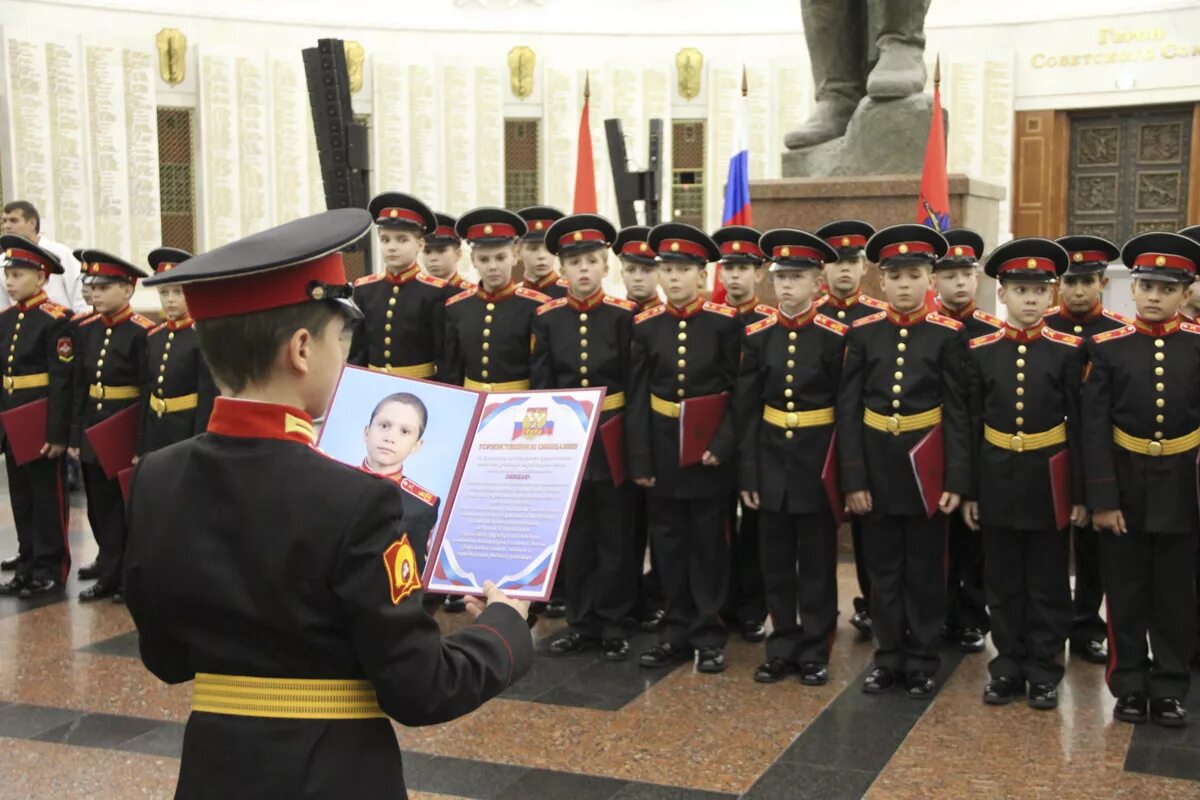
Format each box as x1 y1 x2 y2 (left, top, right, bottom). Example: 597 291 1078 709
481 383 493 392
1010 434 1024 453
887 414 901 435
1147 440 1164 457
786 412 798 428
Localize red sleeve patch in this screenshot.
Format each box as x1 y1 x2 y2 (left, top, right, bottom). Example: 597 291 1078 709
56 336 74 362
383 534 422 605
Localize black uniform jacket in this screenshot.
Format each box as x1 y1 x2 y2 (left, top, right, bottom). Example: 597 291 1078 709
139 317 217 455
442 282 550 388
349 264 449 375
1042 303 1131 339
71 305 153 461
936 300 1003 339
0 291 73 446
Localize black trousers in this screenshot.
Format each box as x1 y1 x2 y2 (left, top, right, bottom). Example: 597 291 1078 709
760 509 838 664
1099 529 1197 699
1071 524 1107 643
863 513 946 675
723 498 766 626
631 485 663 614
3 441 70 583
982 526 1071 685
850 516 871 615
649 495 729 649
946 512 989 633
563 480 635 640
81 461 127 590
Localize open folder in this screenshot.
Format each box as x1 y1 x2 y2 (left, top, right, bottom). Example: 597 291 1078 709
909 424 945 519
85 404 142 479
679 392 729 467
0 398 50 466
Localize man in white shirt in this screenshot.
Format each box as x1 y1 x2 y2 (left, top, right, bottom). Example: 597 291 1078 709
1 201 87 313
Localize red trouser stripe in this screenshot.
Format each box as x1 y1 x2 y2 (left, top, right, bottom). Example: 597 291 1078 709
1104 595 1117 687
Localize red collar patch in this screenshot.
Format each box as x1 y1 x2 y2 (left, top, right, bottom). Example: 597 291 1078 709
206 398 316 445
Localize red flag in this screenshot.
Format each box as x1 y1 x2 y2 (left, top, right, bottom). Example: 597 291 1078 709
916 56 949 232
573 75 597 214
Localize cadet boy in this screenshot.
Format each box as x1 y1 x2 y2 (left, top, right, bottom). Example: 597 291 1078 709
517 206 568 299
422 213 474 291
124 208 532 798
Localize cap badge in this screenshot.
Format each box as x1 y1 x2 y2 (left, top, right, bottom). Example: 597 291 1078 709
671 242 680 252
732 242 741 252
573 231 583 241
1073 252 1083 262
781 246 791 257
535 221 544 230
388 209 399 218
1156 255 1167 266
898 244 909 254
954 246 963 256
310 285 326 300
483 224 494 235
639 243 648 252
1027 258 1037 269
841 236 850 246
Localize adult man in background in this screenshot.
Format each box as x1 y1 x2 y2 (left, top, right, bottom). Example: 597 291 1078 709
1 202 87 313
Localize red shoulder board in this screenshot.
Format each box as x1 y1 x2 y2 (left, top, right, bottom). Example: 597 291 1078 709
400 477 439 507
814 314 848 336
1181 321 1200 335
1042 306 1060 318
536 297 568 316
634 304 666 324
149 322 169 336
603 295 637 312
1043 328 1082 347
745 315 776 336
1103 308 1133 325
38 302 67 319
78 314 101 327
1091 325 1136 344
446 288 475 306
753 303 776 316
353 273 384 287
969 330 1004 349
131 313 157 330
516 286 551 304
860 295 888 309
555 278 569 288
926 312 964 331
972 309 1003 329
815 295 829 307
853 311 887 328
703 301 736 318
416 273 447 289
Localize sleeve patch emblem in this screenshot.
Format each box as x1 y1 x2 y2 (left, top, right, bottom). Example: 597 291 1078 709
383 534 422 605
56 336 74 362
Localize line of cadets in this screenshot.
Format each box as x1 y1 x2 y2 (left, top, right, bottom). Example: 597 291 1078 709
4 196 1200 729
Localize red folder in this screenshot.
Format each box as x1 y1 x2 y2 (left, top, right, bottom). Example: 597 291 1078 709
821 432 848 522
85 404 142 479
909 424 945 519
600 413 626 487
679 393 729 467
0 398 50 466
1048 449 1071 531
118 466 135 502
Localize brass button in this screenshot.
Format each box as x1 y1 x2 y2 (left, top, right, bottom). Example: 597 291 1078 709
486 303 495 311
1156 382 1165 392
384 337 391 345
1154 431 1164 440
106 328 113 336
481 356 489 365
484 315 493 324
482 342 490 351
896 357 904 366
1016 417 1024 426
787 345 796 354
677 359 686 368
787 360 795 368
384 350 391 358
1017 345 1027 354
1016 373 1025 382
677 373 686 382
897 342 907 352
94 370 101 378
164 343 172 352
1016 387 1025 396
785 430 795 439
1073 325 1083 334
168 332 175 341
16 313 23 321
579 327 588 336
1155 367 1164 376
96 403 102 411
788 332 797 341
1155 338 1165 348
157 376 164 384
1155 352 1164 361
677 346 686 355
1156 414 1164 423
786 375 794 383
1016 359 1025 368
678 320 687 330
580 352 588 361
1157 398 1165 408
678 332 687 342
1016 402 1024 411
1148 440 1164 456
787 413 799 426
581 378 590 387
100 348 107 356
579 313 588 322
892 400 901 409
482 329 491 337
386 310 393 319
159 365 166 374
784 388 793 398
677 388 686 398
579 366 587 375
580 339 589 347
894 371 903 380
388 298 396 307
837 311 846 320
786 402 795 411
899 328 909 338
392 285 399 294
97 359 105 367
892 384 902 394
481 369 490 378
384 324 392 332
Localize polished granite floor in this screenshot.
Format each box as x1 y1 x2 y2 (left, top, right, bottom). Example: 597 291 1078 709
0 483 1197 799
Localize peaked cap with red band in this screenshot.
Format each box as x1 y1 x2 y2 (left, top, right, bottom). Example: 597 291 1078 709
543 213 616 257
455 207 527 246
147 247 193 275
815 219 875 258
711 225 766 264
1055 234 1119 276
759 228 837 271
78 249 147 286
368 192 437 234
613 225 656 264
517 206 565 243
648 222 720 264
984 237 1069 282
1121 231 1200 285
865 223 948 268
426 212 461 246
935 228 985 270
1 234 63 276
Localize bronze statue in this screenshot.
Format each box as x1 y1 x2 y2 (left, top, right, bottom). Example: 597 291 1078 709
786 0 931 150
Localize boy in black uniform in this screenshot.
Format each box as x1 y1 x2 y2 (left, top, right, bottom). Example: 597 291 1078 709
964 238 1087 710
139 248 216 456
517 206 568 299
932 228 1001 654
0 236 73 597
533 214 637 659
628 223 741 674
1046 234 1130 665
815 219 885 639
348 193 447 380
422 213 474 291
1084 232 1200 728
72 251 152 602
837 224 970 698
124 209 532 799
735 229 844 685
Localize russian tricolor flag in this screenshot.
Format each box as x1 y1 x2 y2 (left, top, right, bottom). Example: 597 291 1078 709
714 70 752 304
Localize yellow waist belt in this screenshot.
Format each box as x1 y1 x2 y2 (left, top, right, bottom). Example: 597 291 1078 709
149 393 199 416
602 391 625 412
369 362 435 379
984 422 1067 453
88 383 140 401
192 673 386 720
1113 426 1200 457
762 405 834 429
864 406 942 436
651 394 682 418
464 377 531 392
2 373 49 392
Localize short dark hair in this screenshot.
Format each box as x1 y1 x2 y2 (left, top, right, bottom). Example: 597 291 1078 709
195 302 340 394
3 201 40 233
369 392 429 437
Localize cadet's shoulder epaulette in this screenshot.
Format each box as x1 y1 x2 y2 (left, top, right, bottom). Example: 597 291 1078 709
814 314 848 336
815 295 829 308
1042 306 1060 318
703 301 736 318
77 313 101 327
969 330 1004 349
1043 328 1083 347
131 313 157 330
516 286 551 304
745 315 776 336
753 303 776 317
416 273 447 289
148 322 169 336
1181 321 1200 335
853 310 887 328
536 297 569 316
926 312 964 331
446 288 476 306
634 304 666 324
1091 325 1136 344
555 278 569 288
603 295 637 312
973 309 1004 328
860 295 888 309
37 302 67 319
1103 308 1133 325
400 477 439 507
353 273 384 287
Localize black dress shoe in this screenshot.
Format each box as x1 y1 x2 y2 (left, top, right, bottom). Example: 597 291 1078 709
79 583 118 602
442 595 466 613
983 676 1024 705
0 554 18 571
1028 682 1059 710
1150 697 1187 728
1071 638 1108 664
753 657 794 684
0 575 28 595
849 610 873 640
544 599 567 619
741 620 767 643
77 561 100 581
906 672 937 699
602 638 630 661
548 631 588 656
799 662 829 686
696 646 726 674
639 642 690 669
862 666 894 694
1113 692 1148 724
638 609 664 632
18 579 62 599
956 627 987 654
